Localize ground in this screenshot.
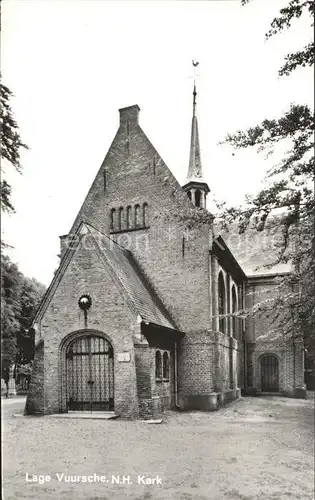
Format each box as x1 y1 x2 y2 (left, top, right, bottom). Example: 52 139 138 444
2 395 314 500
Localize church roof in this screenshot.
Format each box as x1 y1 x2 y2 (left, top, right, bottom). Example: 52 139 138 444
212 236 247 284
86 224 177 331
34 222 178 332
216 223 292 276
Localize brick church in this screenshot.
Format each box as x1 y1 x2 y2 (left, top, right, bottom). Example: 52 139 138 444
26 83 306 418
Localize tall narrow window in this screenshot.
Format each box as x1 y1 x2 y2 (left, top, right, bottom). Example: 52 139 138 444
135 204 141 227
155 350 162 379
218 272 226 333
163 352 170 380
232 285 237 338
143 203 148 227
119 207 124 230
187 191 192 200
195 190 201 207
110 208 116 231
126 205 132 229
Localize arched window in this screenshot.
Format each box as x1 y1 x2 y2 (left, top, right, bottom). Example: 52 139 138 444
119 207 124 230
218 271 226 333
135 204 141 227
143 203 148 227
110 208 116 231
231 285 237 338
155 350 162 379
187 191 192 200
126 206 132 229
195 190 201 207
163 352 170 380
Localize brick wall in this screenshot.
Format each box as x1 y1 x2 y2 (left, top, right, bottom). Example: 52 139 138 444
214 333 241 391
25 339 44 414
133 342 174 418
35 234 141 417
178 331 215 397
251 340 304 395
62 106 213 334
56 106 219 409
134 344 154 418
246 277 305 396
153 348 173 413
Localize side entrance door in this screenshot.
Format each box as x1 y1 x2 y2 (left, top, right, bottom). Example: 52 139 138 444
261 354 279 392
66 335 114 411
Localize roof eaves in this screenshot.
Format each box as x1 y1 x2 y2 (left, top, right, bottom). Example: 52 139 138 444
213 236 247 281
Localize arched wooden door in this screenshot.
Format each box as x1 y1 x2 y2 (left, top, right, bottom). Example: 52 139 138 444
66 335 114 411
261 354 279 392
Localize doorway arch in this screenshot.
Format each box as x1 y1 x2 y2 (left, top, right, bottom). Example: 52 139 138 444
260 354 279 392
60 331 114 412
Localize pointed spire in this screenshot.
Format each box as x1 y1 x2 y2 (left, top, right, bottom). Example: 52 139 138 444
182 61 210 209
187 63 203 182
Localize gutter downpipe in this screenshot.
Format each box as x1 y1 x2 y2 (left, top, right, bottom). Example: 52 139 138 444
293 337 296 395
242 281 247 394
174 341 180 409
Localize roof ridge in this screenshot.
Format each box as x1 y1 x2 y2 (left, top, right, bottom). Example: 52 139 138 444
88 234 140 319
83 221 133 254
88 227 177 330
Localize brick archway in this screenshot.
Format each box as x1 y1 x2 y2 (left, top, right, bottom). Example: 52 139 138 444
59 330 114 412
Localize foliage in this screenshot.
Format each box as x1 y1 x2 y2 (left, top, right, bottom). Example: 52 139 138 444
165 206 213 229
1 255 22 368
0 79 28 213
242 0 314 76
17 363 33 376
222 102 314 260
1 255 46 369
219 1 314 354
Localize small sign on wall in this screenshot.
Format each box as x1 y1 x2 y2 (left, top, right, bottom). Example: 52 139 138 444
117 352 131 362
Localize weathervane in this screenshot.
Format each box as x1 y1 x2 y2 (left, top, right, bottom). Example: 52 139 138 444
192 60 199 84
192 60 199 108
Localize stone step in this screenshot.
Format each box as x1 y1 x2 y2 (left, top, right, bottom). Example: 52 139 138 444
47 411 118 420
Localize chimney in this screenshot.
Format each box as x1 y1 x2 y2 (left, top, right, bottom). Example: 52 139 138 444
59 234 69 259
119 104 140 128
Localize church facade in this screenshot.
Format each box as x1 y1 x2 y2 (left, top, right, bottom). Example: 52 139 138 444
25 87 306 418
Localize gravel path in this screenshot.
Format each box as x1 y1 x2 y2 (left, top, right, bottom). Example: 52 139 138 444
2 395 314 500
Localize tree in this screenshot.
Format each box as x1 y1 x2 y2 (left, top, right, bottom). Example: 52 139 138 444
0 74 37 383
1 255 46 370
1 255 22 370
0 77 34 375
219 0 314 355
0 79 28 214
16 277 46 364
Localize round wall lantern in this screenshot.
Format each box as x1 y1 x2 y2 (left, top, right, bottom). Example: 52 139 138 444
78 295 92 311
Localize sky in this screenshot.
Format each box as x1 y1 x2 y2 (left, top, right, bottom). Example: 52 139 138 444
1 0 313 286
